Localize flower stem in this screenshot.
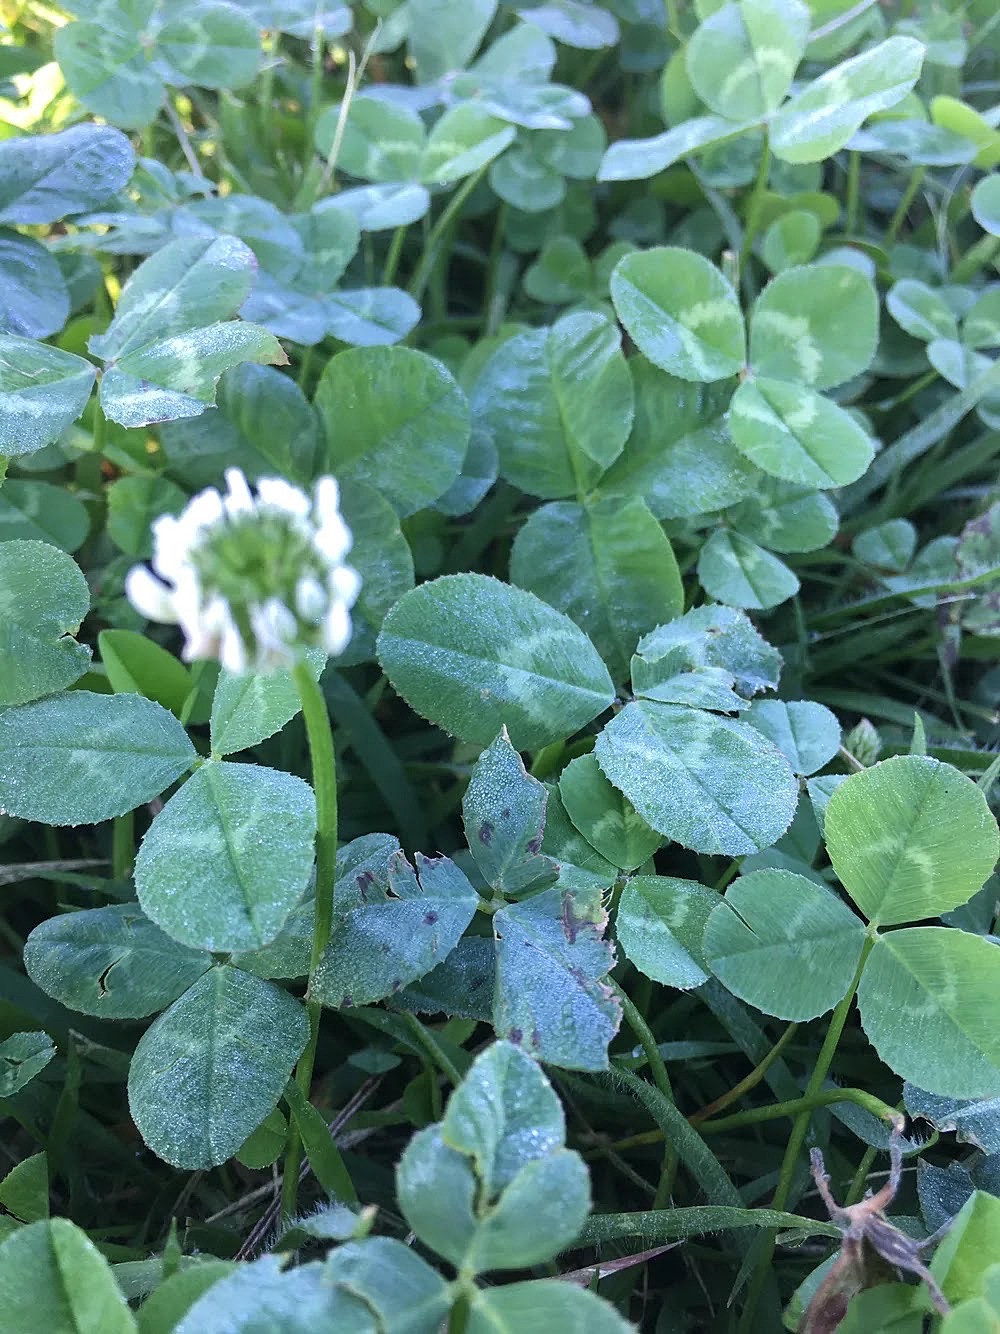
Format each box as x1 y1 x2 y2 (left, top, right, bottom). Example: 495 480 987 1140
281 660 339 1221
737 936 875 1331
111 810 135 881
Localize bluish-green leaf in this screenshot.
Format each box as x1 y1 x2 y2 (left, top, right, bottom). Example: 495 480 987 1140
510 496 683 681
728 377 875 488
610 247 746 382
473 311 633 499
697 527 800 609
493 884 620 1070
24 903 210 1019
559 752 662 871
595 699 798 855
128 965 309 1169
858 928 1000 1099
0 1220 136 1334
312 838 478 1008
463 729 557 895
0 124 135 224
749 264 879 389
316 345 468 516
0 1032 56 1098
615 875 717 989
686 0 809 121
0 690 195 825
135 760 315 953
0 539 91 706
0 335 96 457
704 869 866 1020
743 699 841 776
377 574 616 750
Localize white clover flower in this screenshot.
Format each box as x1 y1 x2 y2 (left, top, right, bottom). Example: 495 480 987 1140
125 468 362 674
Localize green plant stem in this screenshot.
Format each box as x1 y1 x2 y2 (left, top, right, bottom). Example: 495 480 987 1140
885 166 926 247
402 1011 463 1088
111 810 134 881
951 234 1000 284
408 165 490 302
845 151 861 234
281 660 339 1222
612 981 672 1104
737 936 875 1331
612 982 678 1209
689 1022 798 1126
481 201 508 336
739 128 771 283
382 224 408 286
297 345 314 391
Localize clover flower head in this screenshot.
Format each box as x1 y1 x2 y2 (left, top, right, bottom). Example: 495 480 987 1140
125 469 362 675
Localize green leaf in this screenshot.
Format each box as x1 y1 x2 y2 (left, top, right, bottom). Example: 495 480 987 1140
743 699 841 776
853 519 917 572
493 884 620 1070
931 1193 1000 1306
858 927 1000 1099
312 840 478 1007
337 480 415 667
598 114 756 183
315 345 468 516
105 474 187 558
0 125 134 224
408 0 497 81
630 604 782 710
322 287 421 348
886 279 959 343
160 363 319 488
615 875 717 989
610 247 746 382
25 903 209 1019
135 760 316 953
134 1262 235 1334
377 573 616 750
0 231 70 341
704 869 867 1020
559 753 662 871
90 235 286 427
510 496 683 681
157 3 260 89
0 691 195 826
0 1153 48 1224
322 1238 450 1332
0 479 90 552
473 311 633 499
490 143 565 212
55 21 165 130
322 97 425 182
601 361 754 519
0 540 91 706
971 175 1000 237
128 964 308 1169
761 208 821 272
282 1080 357 1203
0 335 96 457
728 377 875 488
0 1032 55 1098
442 1040 568 1195
697 527 800 609
770 36 925 163
749 264 879 388
0 1219 137 1333
728 478 838 553
824 756 1000 927
467 1280 633 1333
541 784 619 886
209 647 326 756
174 1257 369 1332
686 0 810 121
595 700 799 855
99 629 194 717
463 729 557 895
424 104 517 186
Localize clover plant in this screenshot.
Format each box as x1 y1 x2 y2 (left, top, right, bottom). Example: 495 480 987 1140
0 1 1000 1330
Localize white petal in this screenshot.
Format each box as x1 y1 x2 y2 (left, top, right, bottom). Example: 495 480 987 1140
330 563 362 608
125 566 178 623
149 515 188 580
295 574 327 622
182 486 225 539
218 611 248 674
251 598 297 653
181 593 226 662
323 601 353 656
223 468 254 517
314 476 341 526
257 477 311 519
